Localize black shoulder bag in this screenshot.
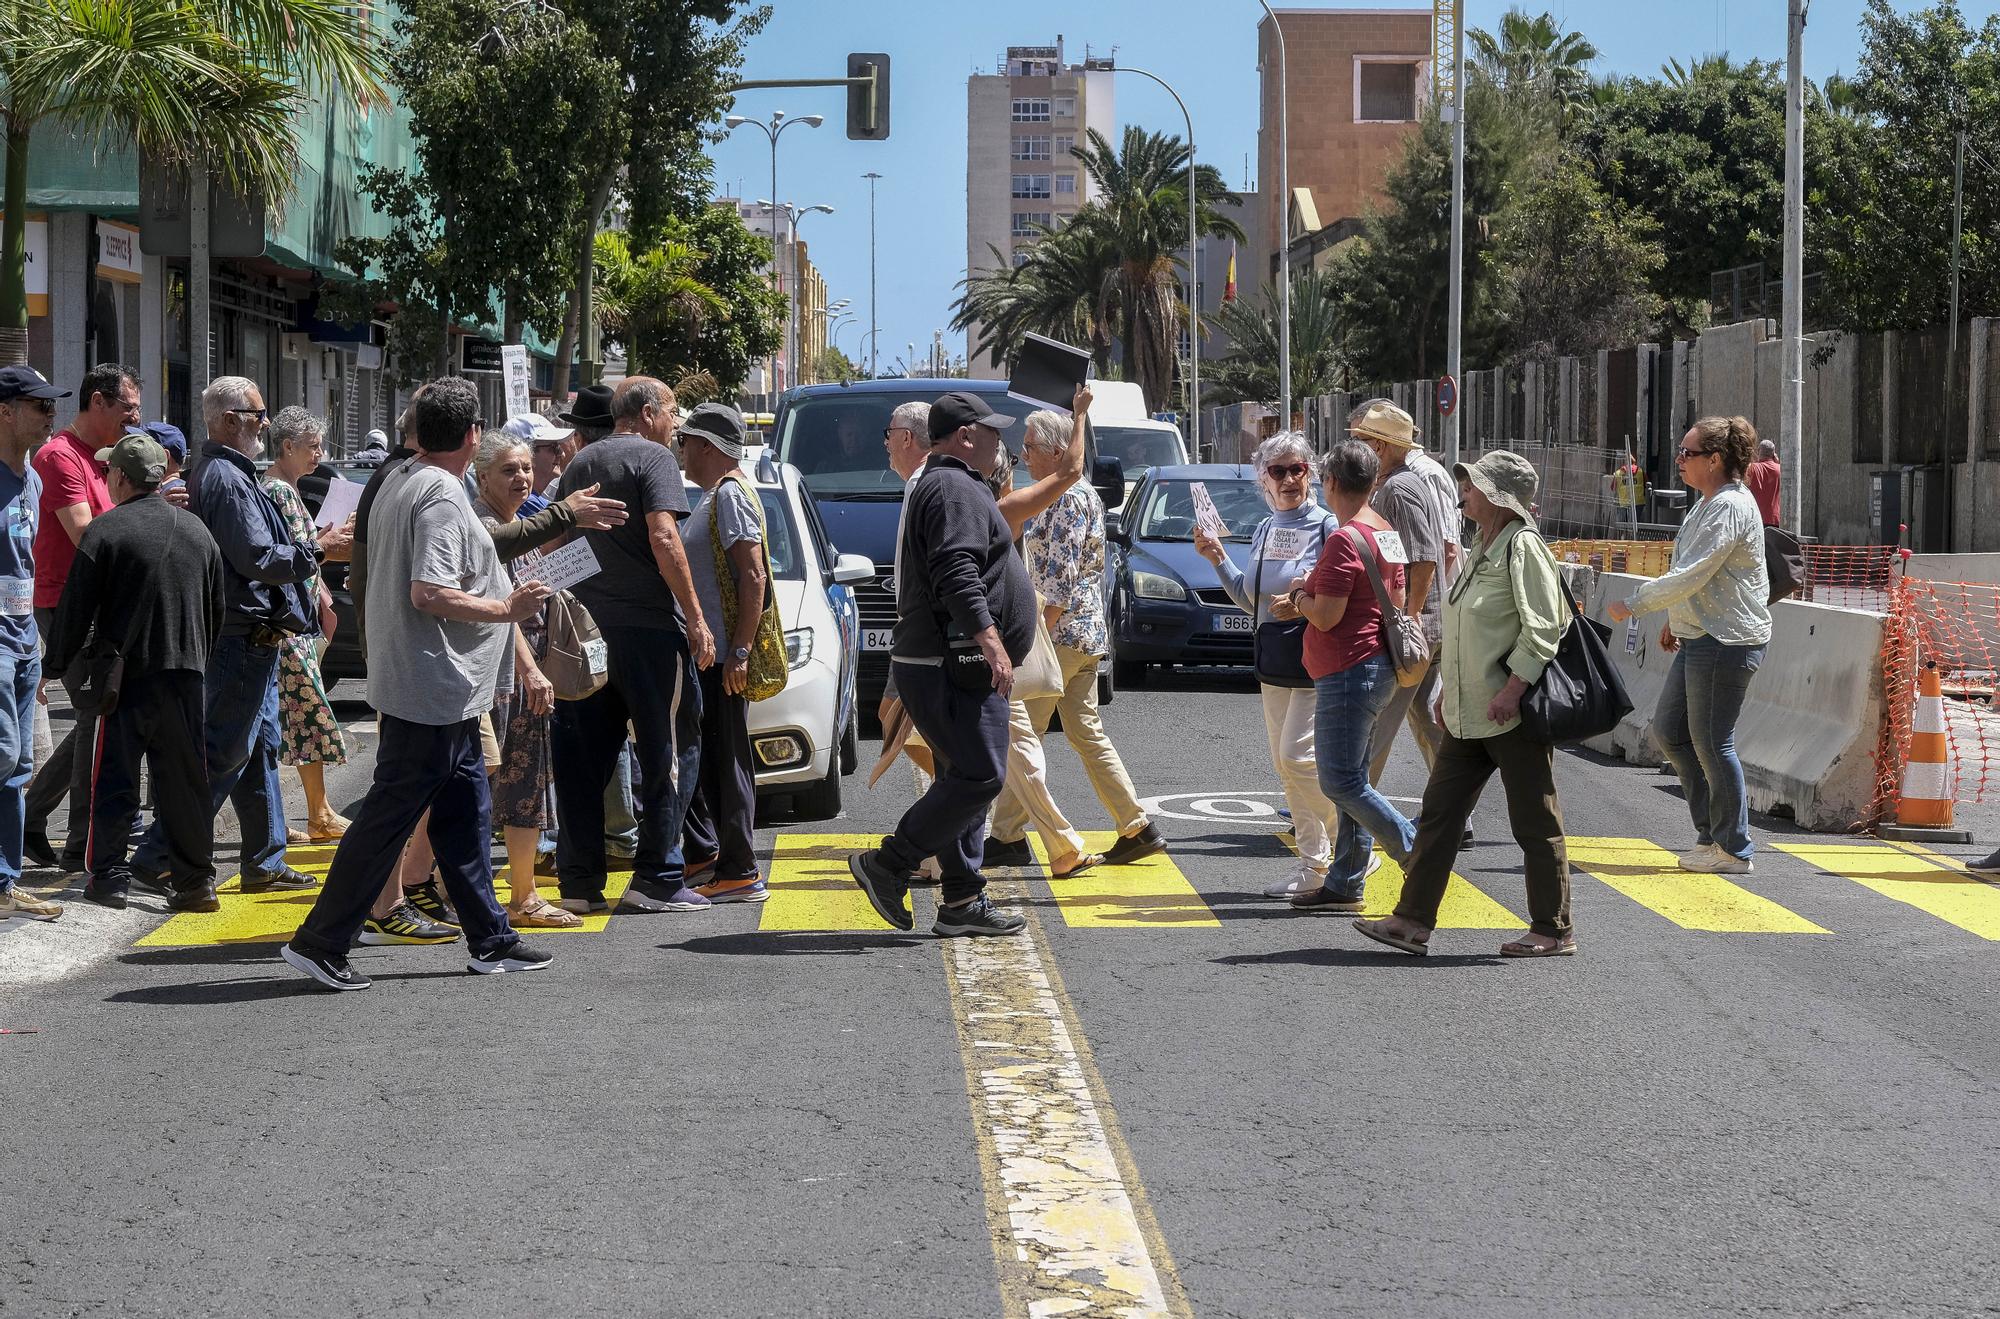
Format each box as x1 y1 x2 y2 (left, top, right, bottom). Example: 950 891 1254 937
1251 519 1332 689
1511 532 1634 745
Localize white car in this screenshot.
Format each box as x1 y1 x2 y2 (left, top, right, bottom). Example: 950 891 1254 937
687 450 873 820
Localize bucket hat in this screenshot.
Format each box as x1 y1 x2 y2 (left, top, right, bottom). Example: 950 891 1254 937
1453 450 1538 525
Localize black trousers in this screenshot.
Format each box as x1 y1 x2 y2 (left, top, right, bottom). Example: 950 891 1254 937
681 666 757 882
26 607 93 857
87 670 213 888
880 661 1008 904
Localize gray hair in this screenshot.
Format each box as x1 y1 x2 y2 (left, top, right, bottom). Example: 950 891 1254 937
1322 439 1380 496
201 375 259 430
1758 439 1777 460
268 406 323 456
1252 431 1316 477
889 400 930 437
1023 409 1070 453
474 429 530 479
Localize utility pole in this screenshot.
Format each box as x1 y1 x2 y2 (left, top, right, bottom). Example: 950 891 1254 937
1946 127 1966 550
1779 0 1807 532
1444 0 1466 468
1257 2 1291 436
862 171 882 378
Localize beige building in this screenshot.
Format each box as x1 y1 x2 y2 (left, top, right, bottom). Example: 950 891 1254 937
964 37 1116 379
1253 7 1432 284
723 196 831 391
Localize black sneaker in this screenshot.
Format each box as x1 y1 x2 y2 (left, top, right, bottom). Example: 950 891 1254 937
1101 824 1167 867
847 849 913 931
360 900 461 945
82 877 129 910
982 836 1035 867
281 942 372 991
468 940 554 974
404 875 461 927
130 865 173 896
168 881 221 913
1289 887 1365 914
22 830 59 870
241 865 318 894
932 894 1025 938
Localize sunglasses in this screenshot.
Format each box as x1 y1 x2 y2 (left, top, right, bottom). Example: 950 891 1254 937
883 427 910 440
1675 446 1713 461
1266 463 1309 480
227 407 269 422
14 399 55 415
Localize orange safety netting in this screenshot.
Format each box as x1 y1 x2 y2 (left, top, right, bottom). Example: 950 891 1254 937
1872 575 2000 827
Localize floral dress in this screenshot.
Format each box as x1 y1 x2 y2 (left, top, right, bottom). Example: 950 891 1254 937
261 477 348 768
476 500 554 831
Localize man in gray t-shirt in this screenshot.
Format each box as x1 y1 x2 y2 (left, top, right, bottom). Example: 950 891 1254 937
284 378 554 992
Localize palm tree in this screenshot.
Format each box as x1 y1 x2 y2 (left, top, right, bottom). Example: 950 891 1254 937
1204 266 1346 408
592 229 730 381
952 224 1119 378
1 0 384 364
1470 8 1599 115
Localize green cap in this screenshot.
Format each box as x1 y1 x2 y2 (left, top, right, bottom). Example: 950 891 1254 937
95 433 169 488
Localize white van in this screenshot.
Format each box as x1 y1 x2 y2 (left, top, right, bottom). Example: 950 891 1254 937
1086 381 1188 508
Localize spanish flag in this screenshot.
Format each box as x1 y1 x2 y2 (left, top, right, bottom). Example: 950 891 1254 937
1223 241 1238 304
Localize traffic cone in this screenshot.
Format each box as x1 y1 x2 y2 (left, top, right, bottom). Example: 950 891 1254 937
1881 662 1973 842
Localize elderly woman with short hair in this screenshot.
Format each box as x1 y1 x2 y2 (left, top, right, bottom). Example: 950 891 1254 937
261 406 353 840
1195 431 1340 898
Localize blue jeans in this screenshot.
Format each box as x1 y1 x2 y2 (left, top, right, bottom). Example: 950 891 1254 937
1313 654 1416 898
1654 635 1766 861
134 633 288 880
0 647 39 893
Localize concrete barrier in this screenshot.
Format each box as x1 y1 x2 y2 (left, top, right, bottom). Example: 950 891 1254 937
1582 572 1886 832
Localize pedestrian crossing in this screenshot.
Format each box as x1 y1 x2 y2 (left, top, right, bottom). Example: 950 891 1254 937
129 834 2000 947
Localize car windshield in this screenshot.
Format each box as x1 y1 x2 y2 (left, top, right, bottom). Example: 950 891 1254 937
774 390 1031 497
1093 424 1184 471
1134 479 1267 542
683 483 804 580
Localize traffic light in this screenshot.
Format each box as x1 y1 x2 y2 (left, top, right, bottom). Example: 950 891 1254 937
846 53 889 140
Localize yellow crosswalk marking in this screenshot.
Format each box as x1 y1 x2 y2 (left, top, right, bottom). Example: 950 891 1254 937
1030 831 1220 928
758 833 889 931
1568 837 1828 933
136 845 631 946
1777 841 2000 941
1276 829 1524 929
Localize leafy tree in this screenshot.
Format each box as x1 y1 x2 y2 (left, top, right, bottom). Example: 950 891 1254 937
810 344 858 385
592 205 782 393
1 0 383 364
1203 266 1346 407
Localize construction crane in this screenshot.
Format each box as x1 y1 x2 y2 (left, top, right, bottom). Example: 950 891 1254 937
1432 0 1459 108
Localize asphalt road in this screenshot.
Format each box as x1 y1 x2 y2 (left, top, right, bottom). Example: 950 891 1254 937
3 671 1998 1318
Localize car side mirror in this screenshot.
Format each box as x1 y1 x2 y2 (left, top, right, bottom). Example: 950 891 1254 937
830 552 876 585
1104 509 1126 544
1091 456 1124 508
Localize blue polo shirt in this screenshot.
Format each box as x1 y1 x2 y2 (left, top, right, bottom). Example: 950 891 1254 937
0 461 41 657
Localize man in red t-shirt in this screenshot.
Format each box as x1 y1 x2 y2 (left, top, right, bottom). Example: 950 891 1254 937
1745 439 1782 527
24 364 140 868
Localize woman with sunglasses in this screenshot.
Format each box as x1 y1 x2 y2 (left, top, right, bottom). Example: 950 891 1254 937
1195 433 1340 898
1607 416 1771 876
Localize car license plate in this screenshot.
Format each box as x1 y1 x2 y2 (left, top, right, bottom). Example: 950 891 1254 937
1214 612 1253 634
863 627 895 651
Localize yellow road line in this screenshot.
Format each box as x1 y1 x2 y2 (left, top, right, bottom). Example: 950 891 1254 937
1569 837 1828 934
1777 841 2000 941
758 833 887 931
943 879 1192 1318
1278 830 1525 928
1029 831 1220 928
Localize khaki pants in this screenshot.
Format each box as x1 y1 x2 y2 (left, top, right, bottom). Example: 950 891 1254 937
988 695 1088 867
1259 683 1340 874
992 644 1147 842
1393 724 1572 939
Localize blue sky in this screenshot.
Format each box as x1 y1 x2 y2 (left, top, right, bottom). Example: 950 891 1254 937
708 1 2000 376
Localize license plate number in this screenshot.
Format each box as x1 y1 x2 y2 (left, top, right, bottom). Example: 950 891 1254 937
863 627 895 651
1214 612 1253 634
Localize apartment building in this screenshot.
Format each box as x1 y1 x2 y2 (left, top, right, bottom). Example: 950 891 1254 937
964 37 1116 378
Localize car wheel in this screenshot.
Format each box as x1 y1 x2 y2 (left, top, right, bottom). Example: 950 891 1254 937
795 756 843 820
839 702 859 775
1097 662 1115 706
1112 658 1147 687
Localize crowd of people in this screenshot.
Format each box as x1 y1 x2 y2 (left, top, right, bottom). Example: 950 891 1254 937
0 356 1783 976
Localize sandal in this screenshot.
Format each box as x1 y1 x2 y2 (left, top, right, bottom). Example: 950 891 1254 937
1500 933 1577 958
1051 852 1106 879
1352 917 1431 957
510 895 583 929
307 813 351 842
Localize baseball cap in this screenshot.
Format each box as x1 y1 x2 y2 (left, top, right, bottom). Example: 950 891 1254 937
138 421 187 463
502 413 571 447
927 391 1015 442
96 433 169 488
680 403 749 459
0 365 70 403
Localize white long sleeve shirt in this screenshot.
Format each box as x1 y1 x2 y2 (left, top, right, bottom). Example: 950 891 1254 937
1630 483 1772 646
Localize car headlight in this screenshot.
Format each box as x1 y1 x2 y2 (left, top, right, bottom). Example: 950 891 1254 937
1131 570 1187 601
784 627 813 670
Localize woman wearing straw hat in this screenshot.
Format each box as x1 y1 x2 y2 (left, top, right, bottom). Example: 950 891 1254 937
1606 416 1770 876
1353 450 1576 957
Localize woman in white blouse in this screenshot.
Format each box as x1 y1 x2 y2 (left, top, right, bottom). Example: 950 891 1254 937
1608 415 1771 876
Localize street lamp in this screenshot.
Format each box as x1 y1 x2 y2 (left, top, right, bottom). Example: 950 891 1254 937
862 171 883 380
1107 65 1200 458
725 110 824 394
1258 1 1292 437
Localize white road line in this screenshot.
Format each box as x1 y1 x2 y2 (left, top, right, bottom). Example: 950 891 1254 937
943 883 1190 1318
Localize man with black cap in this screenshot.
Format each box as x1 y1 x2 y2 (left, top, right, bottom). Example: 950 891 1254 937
677 403 769 903
847 391 1032 938
0 367 66 921
47 433 225 910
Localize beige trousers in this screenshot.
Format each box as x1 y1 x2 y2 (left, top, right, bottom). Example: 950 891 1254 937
992 644 1147 842
1261 683 1340 874
988 694 1088 867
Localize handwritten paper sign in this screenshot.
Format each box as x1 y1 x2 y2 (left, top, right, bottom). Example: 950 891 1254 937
513 538 601 594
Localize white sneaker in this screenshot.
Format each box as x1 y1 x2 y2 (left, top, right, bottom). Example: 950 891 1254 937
1681 846 1753 875
1676 844 1721 870
1365 852 1385 880
1264 866 1324 899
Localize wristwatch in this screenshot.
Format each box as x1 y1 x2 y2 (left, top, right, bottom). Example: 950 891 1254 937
731 645 751 661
